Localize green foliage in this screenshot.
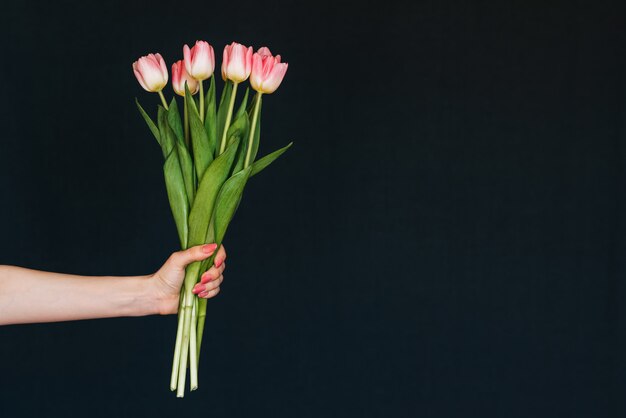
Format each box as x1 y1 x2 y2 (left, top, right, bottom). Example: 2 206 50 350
135 80 292 395
250 142 293 177
247 96 262 165
187 138 240 247
213 166 252 244
167 98 185 144
234 87 249 119
204 76 217 155
229 112 251 174
176 142 195 206
186 84 213 180
163 149 189 248
157 106 175 158
135 98 160 146
229 88 251 172
216 81 233 156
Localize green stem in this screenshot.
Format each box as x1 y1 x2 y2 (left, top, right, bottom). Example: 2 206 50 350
169 291 185 391
244 93 262 168
183 94 190 148
189 297 198 390
195 244 220 365
196 298 207 363
219 82 239 155
176 291 192 398
199 80 205 123
158 91 169 110
176 263 201 397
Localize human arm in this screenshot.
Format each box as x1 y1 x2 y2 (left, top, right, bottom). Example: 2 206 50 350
0 243 226 325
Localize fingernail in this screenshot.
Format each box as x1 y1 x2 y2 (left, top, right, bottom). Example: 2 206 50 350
193 284 205 294
215 258 223 268
201 273 211 284
199 291 208 297
202 243 217 254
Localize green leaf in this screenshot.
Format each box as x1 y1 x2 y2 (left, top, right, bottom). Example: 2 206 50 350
176 142 195 206
167 98 185 144
157 106 175 159
246 92 258 114
213 166 252 244
228 110 250 143
163 149 189 248
204 75 217 156
135 98 160 146
230 111 251 173
216 81 233 155
197 219 216 276
234 87 249 119
186 84 199 113
160 109 195 206
250 142 293 177
187 138 240 247
228 89 251 172
186 84 213 180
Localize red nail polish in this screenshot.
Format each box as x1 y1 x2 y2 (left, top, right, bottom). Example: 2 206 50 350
202 243 218 254
215 258 223 268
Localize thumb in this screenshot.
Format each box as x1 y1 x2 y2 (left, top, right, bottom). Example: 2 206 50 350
167 243 217 271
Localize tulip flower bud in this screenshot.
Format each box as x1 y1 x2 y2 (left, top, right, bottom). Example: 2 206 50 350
250 47 288 94
133 53 169 92
183 41 215 81
256 47 273 57
222 42 253 83
171 60 199 96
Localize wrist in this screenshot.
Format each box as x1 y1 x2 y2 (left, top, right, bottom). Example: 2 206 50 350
147 273 181 315
131 275 162 316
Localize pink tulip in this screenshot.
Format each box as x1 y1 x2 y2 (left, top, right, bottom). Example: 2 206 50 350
222 42 253 83
256 47 273 57
183 41 215 81
133 53 168 92
171 60 199 96
250 47 288 94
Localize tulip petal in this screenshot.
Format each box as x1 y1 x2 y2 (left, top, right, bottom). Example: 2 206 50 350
187 41 215 80
263 62 288 94
133 65 150 91
257 46 272 57
183 44 192 75
155 53 168 83
134 54 168 92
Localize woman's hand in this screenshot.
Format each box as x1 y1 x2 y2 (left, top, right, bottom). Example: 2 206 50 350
152 243 227 315
0 245 227 324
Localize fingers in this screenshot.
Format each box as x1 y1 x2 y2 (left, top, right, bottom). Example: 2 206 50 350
167 243 217 271
192 275 224 298
214 245 227 268
200 286 221 299
200 262 226 284
190 244 227 299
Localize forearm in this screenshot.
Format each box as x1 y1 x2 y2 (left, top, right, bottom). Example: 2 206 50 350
0 265 159 325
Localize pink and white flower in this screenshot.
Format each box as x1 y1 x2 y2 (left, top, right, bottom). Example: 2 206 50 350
221 42 253 83
250 47 288 94
183 40 215 81
133 53 168 92
171 60 199 96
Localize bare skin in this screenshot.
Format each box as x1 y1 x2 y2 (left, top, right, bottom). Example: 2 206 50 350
0 243 226 325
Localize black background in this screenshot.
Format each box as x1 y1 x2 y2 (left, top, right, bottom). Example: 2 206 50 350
0 0 624 417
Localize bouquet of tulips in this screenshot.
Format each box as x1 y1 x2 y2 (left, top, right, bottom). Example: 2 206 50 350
133 40 290 397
